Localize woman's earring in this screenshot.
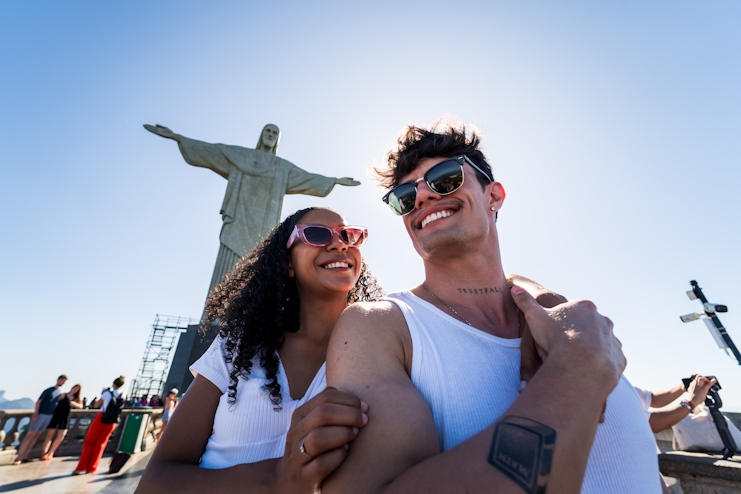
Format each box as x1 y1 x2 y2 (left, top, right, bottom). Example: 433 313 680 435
490 207 497 211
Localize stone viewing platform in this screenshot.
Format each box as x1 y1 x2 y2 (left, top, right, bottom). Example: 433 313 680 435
1 409 740 493
0 408 164 467
0 408 163 493
0 450 152 494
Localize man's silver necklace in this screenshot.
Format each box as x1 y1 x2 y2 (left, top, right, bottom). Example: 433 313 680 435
422 282 521 333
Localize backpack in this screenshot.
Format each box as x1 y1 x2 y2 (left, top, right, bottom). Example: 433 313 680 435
100 388 124 424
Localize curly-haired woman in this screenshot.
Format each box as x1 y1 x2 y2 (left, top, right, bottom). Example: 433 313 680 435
137 207 383 494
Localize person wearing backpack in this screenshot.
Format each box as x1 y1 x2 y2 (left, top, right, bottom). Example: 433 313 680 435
73 376 125 475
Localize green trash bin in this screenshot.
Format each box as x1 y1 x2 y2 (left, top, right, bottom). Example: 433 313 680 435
117 413 149 454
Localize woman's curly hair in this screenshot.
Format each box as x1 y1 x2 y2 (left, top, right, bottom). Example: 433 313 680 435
203 207 384 410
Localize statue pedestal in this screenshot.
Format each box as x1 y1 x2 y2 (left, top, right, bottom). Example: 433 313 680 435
164 323 219 393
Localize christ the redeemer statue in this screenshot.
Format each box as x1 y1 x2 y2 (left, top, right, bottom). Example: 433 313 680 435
144 123 360 293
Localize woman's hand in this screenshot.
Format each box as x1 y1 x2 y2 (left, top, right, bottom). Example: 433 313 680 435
507 275 566 385
275 387 368 494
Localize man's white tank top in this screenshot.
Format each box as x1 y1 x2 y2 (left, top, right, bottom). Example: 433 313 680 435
386 290 661 494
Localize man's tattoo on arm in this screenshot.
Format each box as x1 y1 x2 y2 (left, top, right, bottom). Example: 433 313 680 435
457 287 503 295
488 416 556 494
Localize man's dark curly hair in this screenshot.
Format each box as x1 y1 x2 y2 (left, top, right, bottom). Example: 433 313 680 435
203 207 384 410
376 117 494 190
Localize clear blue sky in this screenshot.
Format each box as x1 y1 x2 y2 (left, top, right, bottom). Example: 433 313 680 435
2 1 740 410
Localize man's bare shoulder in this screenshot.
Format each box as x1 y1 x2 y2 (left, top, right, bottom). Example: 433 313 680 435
340 299 403 320
332 300 407 345
328 299 411 385
324 299 439 494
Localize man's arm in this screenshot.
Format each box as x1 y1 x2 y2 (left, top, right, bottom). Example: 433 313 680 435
31 398 42 422
323 301 441 493
324 289 625 494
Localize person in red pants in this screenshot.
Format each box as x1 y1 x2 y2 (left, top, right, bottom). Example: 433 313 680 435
73 376 125 475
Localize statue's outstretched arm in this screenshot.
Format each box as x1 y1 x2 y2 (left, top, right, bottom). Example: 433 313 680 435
144 124 181 141
286 163 356 197
335 177 361 186
144 124 231 179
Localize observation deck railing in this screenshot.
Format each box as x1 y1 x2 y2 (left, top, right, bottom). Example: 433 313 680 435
0 408 164 466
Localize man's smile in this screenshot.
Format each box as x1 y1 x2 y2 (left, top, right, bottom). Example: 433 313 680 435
420 209 456 229
413 202 462 230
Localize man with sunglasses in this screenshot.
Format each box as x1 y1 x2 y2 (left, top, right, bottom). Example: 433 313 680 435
323 121 666 493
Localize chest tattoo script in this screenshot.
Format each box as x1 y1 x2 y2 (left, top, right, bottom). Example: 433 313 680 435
457 287 504 295
488 416 556 494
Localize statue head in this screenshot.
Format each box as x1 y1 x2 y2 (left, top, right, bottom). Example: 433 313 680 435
256 124 281 155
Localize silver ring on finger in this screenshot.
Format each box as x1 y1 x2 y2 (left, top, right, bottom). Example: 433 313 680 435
300 437 315 460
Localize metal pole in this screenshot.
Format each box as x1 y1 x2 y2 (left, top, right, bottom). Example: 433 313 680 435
690 280 741 366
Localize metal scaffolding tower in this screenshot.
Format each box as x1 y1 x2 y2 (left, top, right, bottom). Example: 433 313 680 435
129 314 194 402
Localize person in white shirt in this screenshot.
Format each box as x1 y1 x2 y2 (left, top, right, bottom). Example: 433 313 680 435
323 119 667 494
635 374 716 432
137 207 382 494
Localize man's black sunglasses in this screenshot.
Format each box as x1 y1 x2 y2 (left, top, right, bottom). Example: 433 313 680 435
381 155 493 216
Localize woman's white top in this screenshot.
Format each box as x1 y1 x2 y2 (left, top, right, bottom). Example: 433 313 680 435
386 290 662 494
190 336 327 469
100 388 122 412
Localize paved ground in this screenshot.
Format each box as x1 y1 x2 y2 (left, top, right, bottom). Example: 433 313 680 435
0 451 151 494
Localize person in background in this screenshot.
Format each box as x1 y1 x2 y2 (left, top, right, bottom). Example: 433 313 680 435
82 397 88 408
148 395 161 407
13 374 67 465
138 395 149 407
40 384 83 460
73 376 125 475
635 374 716 433
156 389 179 441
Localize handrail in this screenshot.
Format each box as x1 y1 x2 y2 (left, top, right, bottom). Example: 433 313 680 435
0 408 164 465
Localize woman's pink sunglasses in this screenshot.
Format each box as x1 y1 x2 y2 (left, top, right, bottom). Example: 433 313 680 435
286 224 368 249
